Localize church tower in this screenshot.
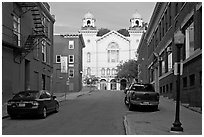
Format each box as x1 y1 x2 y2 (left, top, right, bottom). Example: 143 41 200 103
82 12 96 28
128 10 146 60
79 12 98 82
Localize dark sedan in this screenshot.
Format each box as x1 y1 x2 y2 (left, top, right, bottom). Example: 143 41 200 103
7 90 59 119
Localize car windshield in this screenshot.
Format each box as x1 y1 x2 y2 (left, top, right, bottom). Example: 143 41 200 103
13 91 40 99
131 84 155 92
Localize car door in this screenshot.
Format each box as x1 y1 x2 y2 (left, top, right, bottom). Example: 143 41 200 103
39 91 52 113
45 91 56 111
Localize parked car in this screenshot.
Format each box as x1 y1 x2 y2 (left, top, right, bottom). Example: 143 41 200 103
7 90 59 119
124 83 159 111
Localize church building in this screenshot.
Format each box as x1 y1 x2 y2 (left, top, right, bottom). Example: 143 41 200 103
79 11 146 90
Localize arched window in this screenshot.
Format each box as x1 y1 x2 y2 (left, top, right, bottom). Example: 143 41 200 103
87 67 91 75
107 68 110 75
107 42 119 63
87 20 91 26
112 68 116 75
87 52 91 62
101 68 105 75
135 20 139 26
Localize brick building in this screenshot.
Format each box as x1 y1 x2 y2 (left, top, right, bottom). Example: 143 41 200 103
53 34 85 93
2 2 55 103
137 2 202 108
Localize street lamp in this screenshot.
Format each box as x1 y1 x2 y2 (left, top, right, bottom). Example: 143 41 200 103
171 30 184 132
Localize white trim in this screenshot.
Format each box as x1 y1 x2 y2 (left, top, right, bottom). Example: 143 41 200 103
159 39 172 55
159 69 173 81
183 49 202 65
196 2 202 11
181 10 194 29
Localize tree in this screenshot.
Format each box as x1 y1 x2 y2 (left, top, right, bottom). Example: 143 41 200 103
115 60 138 83
84 75 99 85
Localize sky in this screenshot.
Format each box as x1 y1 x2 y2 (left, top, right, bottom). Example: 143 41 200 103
49 2 156 34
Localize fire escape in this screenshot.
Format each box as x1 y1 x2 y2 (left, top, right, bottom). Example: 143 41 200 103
14 2 48 63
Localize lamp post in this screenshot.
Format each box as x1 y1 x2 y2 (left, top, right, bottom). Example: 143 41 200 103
171 30 184 132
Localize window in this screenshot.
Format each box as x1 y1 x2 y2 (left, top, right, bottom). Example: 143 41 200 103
165 10 168 32
184 21 194 59
160 87 162 94
189 74 195 86
69 68 74 78
47 45 50 65
112 68 116 75
161 58 165 75
163 86 165 93
69 40 74 49
69 55 74 63
199 71 202 85
107 42 119 63
87 67 91 75
162 17 164 37
34 38 40 59
166 84 169 93
87 52 91 62
101 68 105 75
170 83 173 92
13 14 20 46
42 40 46 62
56 55 61 63
175 3 179 17
107 68 110 75
183 77 187 88
167 45 173 71
168 3 172 27
87 20 91 26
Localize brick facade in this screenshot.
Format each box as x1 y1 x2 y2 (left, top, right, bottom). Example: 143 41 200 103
2 2 55 103
137 2 202 108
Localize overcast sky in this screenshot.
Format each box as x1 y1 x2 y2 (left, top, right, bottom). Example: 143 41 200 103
49 2 156 34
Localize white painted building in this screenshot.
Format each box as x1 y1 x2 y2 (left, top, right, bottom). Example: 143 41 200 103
79 11 146 90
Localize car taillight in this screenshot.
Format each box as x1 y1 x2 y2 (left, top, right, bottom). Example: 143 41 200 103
7 102 15 106
32 101 39 106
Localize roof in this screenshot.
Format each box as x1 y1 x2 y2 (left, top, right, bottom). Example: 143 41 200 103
96 30 130 42
131 10 142 19
84 12 94 19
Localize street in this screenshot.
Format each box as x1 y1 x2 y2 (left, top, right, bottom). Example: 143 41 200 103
3 90 127 135
2 90 202 135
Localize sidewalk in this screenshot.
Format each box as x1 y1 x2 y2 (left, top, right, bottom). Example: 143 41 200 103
2 88 92 119
124 96 202 135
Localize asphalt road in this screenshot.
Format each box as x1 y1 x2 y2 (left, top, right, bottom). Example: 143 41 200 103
2 90 128 135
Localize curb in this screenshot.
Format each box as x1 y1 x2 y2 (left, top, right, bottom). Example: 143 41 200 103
123 116 132 135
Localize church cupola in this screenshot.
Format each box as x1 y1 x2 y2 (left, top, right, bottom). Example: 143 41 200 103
129 10 144 29
82 12 96 29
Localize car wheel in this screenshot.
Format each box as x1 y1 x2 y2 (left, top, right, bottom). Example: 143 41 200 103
124 97 128 105
54 103 59 113
41 107 47 119
128 100 134 111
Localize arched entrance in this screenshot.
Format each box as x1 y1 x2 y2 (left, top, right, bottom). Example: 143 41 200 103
100 79 107 90
110 79 117 90
120 79 127 90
